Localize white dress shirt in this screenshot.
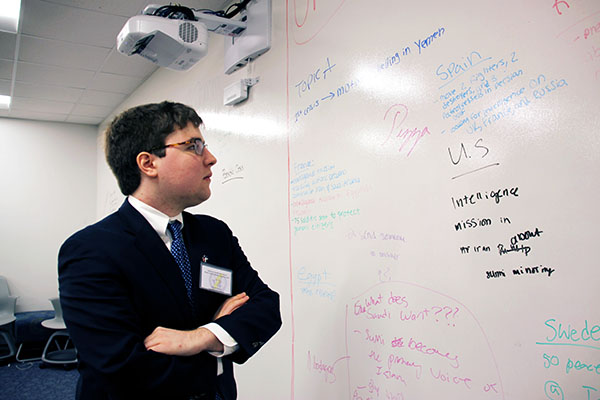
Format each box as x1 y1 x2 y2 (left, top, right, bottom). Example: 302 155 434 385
128 195 238 374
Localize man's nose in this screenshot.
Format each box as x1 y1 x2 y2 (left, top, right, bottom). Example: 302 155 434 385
204 148 217 166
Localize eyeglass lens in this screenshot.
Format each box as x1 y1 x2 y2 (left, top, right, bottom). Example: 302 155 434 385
194 139 205 156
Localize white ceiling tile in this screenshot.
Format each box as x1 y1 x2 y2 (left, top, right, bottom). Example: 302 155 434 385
16 61 95 87
0 32 17 60
88 72 144 94
65 114 103 125
0 109 69 122
79 89 126 107
0 59 14 80
11 96 75 113
14 81 84 102
101 49 158 77
21 0 128 47
0 79 10 95
71 103 113 117
42 0 148 17
19 35 111 70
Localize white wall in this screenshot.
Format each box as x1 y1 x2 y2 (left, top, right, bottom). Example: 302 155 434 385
0 118 97 312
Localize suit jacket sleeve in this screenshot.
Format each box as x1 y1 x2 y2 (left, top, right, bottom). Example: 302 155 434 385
188 215 282 365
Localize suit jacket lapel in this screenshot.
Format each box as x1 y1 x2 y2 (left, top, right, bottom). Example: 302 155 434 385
183 212 224 323
182 212 207 318
117 200 195 322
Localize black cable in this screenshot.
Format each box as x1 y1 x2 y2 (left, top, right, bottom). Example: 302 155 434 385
152 5 196 21
224 0 252 19
191 8 226 17
154 1 252 22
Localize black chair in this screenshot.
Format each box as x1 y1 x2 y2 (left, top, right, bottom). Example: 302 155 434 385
14 310 54 362
40 297 77 368
0 276 17 362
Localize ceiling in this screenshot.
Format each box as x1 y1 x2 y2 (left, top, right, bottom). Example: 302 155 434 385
0 0 229 125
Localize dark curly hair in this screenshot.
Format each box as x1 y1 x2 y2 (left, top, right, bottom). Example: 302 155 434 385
105 101 202 195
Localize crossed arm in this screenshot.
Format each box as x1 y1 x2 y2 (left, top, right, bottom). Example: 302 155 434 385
143 292 249 356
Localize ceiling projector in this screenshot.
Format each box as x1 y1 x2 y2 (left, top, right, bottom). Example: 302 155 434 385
117 15 208 71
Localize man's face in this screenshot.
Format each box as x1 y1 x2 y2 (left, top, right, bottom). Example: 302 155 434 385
155 122 217 211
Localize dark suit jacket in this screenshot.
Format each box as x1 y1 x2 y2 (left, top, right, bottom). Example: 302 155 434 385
58 200 281 400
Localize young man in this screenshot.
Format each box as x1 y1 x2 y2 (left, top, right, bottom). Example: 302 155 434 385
58 101 281 400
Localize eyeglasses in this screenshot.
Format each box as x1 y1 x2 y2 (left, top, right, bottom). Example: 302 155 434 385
148 137 207 156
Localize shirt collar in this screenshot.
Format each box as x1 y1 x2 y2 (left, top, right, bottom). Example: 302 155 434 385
128 195 183 245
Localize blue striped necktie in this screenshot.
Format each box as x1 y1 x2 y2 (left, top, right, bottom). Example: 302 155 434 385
167 220 194 309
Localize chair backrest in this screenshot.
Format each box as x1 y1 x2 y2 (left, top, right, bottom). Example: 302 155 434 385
0 276 11 298
49 297 63 321
41 297 66 330
0 277 16 325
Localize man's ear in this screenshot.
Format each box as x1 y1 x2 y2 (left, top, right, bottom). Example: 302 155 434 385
136 152 158 178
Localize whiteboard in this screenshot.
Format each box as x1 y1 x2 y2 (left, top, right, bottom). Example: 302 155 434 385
284 1 600 399
97 0 600 399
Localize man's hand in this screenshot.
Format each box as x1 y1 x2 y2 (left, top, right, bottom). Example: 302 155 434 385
144 326 222 356
214 292 249 320
144 293 249 356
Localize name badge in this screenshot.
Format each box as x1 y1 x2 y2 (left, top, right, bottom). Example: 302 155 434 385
200 262 232 296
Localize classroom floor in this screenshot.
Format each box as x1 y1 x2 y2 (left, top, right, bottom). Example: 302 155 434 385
0 360 78 400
